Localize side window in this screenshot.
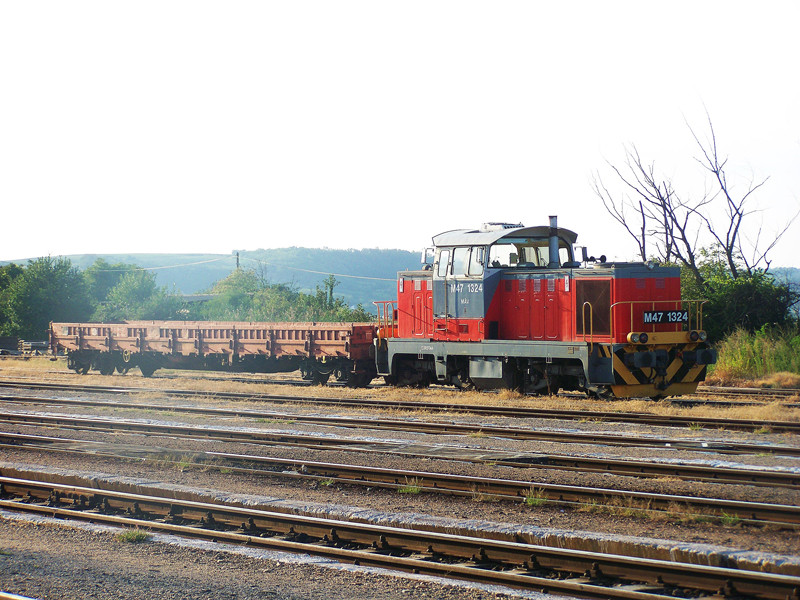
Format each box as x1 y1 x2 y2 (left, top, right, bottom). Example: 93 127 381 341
559 245 572 265
468 246 484 276
488 243 514 267
436 249 451 277
452 247 470 277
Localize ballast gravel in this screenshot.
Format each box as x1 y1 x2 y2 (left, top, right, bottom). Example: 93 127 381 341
1 368 799 598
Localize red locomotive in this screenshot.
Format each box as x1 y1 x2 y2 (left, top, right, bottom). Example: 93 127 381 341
51 217 716 398
375 216 715 398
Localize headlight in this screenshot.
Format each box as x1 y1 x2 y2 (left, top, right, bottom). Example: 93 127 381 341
639 333 648 344
699 331 708 341
630 333 640 344
689 331 700 342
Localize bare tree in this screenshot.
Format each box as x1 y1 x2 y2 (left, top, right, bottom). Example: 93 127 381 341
592 112 796 288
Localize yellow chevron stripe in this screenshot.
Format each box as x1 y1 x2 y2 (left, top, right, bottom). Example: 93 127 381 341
612 352 640 385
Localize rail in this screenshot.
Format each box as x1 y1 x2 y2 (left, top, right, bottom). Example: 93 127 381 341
5 475 800 599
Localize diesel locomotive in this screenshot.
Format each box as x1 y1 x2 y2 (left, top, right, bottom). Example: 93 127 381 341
50 217 716 398
373 217 716 398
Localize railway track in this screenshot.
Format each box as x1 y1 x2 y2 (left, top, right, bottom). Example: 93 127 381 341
2 474 799 599
3 411 799 488
2 378 799 434
3 431 798 527
2 392 799 457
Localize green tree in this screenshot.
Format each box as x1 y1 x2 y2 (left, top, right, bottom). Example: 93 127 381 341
93 270 184 321
682 248 798 341
3 257 93 339
200 268 262 320
0 263 25 333
83 258 138 304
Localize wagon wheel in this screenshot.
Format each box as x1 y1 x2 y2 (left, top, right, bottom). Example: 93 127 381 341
310 371 330 385
116 350 132 374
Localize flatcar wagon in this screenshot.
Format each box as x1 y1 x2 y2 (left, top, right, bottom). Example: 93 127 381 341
51 321 377 387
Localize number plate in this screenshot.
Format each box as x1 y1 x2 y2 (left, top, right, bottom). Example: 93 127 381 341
643 310 688 324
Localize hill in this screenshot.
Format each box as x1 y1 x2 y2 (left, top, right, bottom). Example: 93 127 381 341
2 248 421 310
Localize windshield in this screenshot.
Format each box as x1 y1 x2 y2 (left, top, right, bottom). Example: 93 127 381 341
488 238 572 268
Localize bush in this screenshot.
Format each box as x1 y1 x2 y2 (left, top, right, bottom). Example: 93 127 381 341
712 325 800 381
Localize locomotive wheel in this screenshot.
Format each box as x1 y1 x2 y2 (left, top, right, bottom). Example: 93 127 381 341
587 386 613 400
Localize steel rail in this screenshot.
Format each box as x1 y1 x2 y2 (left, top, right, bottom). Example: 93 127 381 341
1 378 799 434
2 393 798 457
3 431 798 527
2 412 799 489
700 386 800 399
2 475 799 600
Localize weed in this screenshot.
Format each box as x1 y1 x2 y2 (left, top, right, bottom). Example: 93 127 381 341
754 426 773 435
471 488 502 503
117 529 151 544
175 459 193 471
398 477 423 494
688 422 704 431
720 512 742 526
523 488 548 507
320 478 335 487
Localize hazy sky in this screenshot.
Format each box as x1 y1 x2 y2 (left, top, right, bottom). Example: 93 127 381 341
2 2 799 268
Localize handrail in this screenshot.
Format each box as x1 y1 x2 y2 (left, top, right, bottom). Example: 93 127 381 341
581 301 594 350
606 299 708 342
373 300 397 339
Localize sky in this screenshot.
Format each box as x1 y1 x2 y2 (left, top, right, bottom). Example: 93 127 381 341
2 1 799 268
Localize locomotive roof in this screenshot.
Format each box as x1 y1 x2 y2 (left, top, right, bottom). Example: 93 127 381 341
432 225 578 248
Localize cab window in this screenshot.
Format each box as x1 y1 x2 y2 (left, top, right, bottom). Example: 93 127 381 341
436 249 451 277
452 247 470 276
468 246 484 276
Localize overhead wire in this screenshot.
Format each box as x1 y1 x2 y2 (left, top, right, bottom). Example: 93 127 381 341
239 255 395 281
86 256 233 272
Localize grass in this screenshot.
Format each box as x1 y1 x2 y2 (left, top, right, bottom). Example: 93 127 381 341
320 478 335 487
175 458 194 471
117 529 151 543
688 422 704 431
708 326 800 384
719 512 742 526
523 487 548 507
398 477 423 494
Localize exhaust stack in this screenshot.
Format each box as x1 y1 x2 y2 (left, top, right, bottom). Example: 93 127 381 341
548 215 560 268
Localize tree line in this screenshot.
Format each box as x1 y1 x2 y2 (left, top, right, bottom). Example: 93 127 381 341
0 258 374 341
